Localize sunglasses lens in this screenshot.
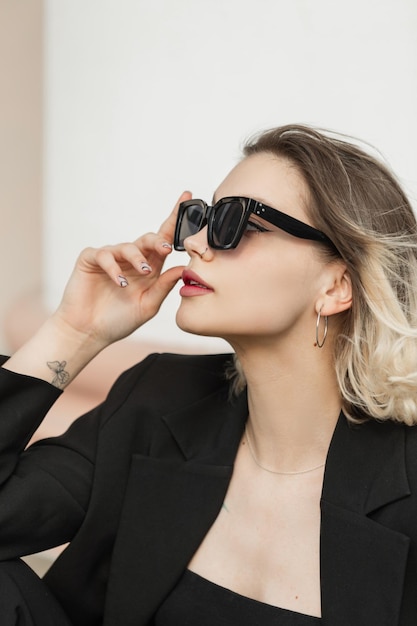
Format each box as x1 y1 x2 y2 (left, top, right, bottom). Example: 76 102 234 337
177 203 205 248
212 201 246 248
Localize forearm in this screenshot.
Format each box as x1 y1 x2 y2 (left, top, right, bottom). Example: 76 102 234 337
1 315 107 389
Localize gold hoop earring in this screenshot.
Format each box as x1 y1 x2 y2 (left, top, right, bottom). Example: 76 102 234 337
315 307 328 348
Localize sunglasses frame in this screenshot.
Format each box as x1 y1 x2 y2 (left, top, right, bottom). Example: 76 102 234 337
174 196 336 252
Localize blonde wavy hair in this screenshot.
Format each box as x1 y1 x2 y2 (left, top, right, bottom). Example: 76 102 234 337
229 124 417 425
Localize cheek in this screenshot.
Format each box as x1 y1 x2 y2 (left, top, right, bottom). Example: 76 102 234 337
176 245 321 336
227 247 320 321
215 258 299 325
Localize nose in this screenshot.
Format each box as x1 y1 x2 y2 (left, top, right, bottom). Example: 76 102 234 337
183 226 213 260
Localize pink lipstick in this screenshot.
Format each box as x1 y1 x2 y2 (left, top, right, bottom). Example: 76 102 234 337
180 270 214 297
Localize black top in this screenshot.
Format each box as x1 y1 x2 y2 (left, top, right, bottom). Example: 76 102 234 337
154 570 321 625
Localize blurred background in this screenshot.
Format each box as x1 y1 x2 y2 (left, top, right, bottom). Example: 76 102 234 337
1 0 417 392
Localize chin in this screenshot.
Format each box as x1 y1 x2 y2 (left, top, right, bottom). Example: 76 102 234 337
175 312 218 339
176 321 214 338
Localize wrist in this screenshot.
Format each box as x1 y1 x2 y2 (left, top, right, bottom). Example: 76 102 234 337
2 315 109 388
47 311 109 356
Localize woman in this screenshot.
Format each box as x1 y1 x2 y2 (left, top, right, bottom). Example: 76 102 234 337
1 124 417 625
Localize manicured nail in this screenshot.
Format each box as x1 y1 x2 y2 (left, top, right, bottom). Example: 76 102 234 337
141 263 152 273
162 242 172 250
118 275 128 288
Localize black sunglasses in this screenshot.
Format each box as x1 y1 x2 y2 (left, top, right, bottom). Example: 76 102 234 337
174 196 336 251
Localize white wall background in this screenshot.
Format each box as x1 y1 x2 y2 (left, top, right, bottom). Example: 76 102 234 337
44 0 417 349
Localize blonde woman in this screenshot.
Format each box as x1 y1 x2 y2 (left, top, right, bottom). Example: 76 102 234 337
1 125 417 625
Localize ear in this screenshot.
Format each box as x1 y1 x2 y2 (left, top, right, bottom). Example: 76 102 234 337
316 262 352 317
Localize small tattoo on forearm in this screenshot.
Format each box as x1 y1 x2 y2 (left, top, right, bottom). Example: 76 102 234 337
47 360 70 388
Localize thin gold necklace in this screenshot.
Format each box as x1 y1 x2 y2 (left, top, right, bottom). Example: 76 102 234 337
245 425 325 476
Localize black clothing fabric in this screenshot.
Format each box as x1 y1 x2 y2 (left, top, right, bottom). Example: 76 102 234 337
0 560 72 625
1 353 417 625
154 569 321 625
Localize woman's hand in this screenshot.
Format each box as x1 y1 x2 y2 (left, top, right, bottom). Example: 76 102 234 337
2 192 192 386
54 191 191 348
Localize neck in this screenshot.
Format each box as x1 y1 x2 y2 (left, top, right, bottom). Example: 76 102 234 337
233 340 341 472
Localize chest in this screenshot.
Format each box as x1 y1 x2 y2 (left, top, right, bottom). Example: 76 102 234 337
187 444 324 618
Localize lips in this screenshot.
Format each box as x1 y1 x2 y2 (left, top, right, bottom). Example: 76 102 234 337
180 270 214 296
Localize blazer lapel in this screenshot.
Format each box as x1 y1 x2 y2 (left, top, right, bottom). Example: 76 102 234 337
320 415 411 625
103 386 247 626
104 391 412 626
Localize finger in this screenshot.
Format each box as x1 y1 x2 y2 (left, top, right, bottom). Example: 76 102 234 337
113 242 160 276
131 233 173 270
83 245 153 287
157 191 192 243
130 192 192 265
93 248 139 286
144 265 186 312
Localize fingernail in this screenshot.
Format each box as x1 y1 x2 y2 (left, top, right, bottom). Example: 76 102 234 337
162 242 172 250
118 275 128 288
141 263 152 273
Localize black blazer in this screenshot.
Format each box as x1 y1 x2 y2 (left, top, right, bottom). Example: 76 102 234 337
1 352 417 626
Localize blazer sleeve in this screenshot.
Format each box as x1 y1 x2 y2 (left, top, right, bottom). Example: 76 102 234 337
0 359 99 559
0 352 160 562
0 559 73 625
